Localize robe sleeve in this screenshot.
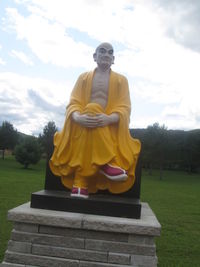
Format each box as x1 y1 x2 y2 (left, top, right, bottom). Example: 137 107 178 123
51 73 86 163
110 75 131 121
65 72 87 119
109 75 141 168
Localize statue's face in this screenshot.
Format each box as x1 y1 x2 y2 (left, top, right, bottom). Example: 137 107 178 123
94 43 114 69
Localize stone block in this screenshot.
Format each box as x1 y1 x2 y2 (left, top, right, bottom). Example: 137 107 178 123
7 241 31 254
7 202 161 236
39 225 128 242
0 263 25 267
108 252 130 265
141 203 154 214
11 230 84 249
32 244 108 262
131 254 158 267
5 251 79 267
82 203 161 236
2 201 161 267
79 261 132 267
8 202 83 229
13 222 39 233
85 239 156 256
128 234 155 245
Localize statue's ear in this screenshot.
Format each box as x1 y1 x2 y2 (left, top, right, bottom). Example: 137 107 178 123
112 56 115 64
93 53 97 62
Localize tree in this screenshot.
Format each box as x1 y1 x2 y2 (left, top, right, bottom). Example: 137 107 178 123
15 137 41 169
165 130 186 171
38 121 57 158
183 130 200 173
0 121 18 159
131 126 200 174
143 123 168 179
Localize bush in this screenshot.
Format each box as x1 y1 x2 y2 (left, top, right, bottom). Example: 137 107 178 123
0 121 18 159
15 137 41 168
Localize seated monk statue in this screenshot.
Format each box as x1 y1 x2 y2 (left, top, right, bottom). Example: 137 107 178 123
49 42 141 199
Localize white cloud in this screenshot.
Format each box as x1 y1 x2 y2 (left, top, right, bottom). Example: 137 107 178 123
150 0 200 52
5 7 95 69
10 50 34 65
22 0 134 42
4 1 166 69
114 35 200 129
0 45 6 65
0 58 6 65
0 71 74 134
1 0 200 131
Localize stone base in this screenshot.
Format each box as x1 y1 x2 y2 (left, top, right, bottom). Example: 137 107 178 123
31 190 141 219
1 202 161 267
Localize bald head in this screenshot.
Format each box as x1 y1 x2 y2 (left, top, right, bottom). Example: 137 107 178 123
93 42 115 69
95 42 114 53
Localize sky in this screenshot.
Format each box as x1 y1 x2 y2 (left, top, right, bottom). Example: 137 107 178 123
0 0 200 135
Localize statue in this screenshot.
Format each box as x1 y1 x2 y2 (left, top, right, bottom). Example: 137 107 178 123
49 42 141 199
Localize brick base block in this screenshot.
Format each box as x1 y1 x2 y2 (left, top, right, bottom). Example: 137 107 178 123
1 202 161 267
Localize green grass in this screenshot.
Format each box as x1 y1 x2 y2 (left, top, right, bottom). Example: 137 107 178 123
141 169 200 267
0 156 45 261
0 157 200 266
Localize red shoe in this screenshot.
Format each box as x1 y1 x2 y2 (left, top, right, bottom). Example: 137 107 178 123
100 164 128 181
70 187 89 199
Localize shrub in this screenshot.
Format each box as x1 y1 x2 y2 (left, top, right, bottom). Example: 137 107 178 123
15 137 41 168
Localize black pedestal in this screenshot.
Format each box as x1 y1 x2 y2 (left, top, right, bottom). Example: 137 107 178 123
31 138 142 219
31 190 141 219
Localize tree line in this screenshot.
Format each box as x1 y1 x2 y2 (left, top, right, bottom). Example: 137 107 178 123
1 121 200 175
0 121 57 168
131 123 200 178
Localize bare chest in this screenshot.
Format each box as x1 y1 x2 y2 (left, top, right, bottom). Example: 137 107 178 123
90 72 110 107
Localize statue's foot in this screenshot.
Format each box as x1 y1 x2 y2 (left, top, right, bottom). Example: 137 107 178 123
100 164 128 181
70 187 89 199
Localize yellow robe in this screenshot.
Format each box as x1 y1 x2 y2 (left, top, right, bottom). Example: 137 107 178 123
49 69 141 194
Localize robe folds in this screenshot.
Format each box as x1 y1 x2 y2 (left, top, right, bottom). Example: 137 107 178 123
49 69 141 194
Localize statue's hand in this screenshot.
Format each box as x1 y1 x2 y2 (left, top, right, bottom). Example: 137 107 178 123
95 114 112 127
72 112 99 128
96 113 119 127
72 112 119 128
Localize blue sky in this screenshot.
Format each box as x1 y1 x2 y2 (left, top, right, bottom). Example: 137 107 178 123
0 0 200 135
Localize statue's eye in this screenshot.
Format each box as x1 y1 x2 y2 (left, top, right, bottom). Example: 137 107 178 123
99 48 106 54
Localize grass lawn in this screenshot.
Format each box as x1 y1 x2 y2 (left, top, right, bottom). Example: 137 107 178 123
0 156 200 266
141 169 200 267
0 156 44 261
